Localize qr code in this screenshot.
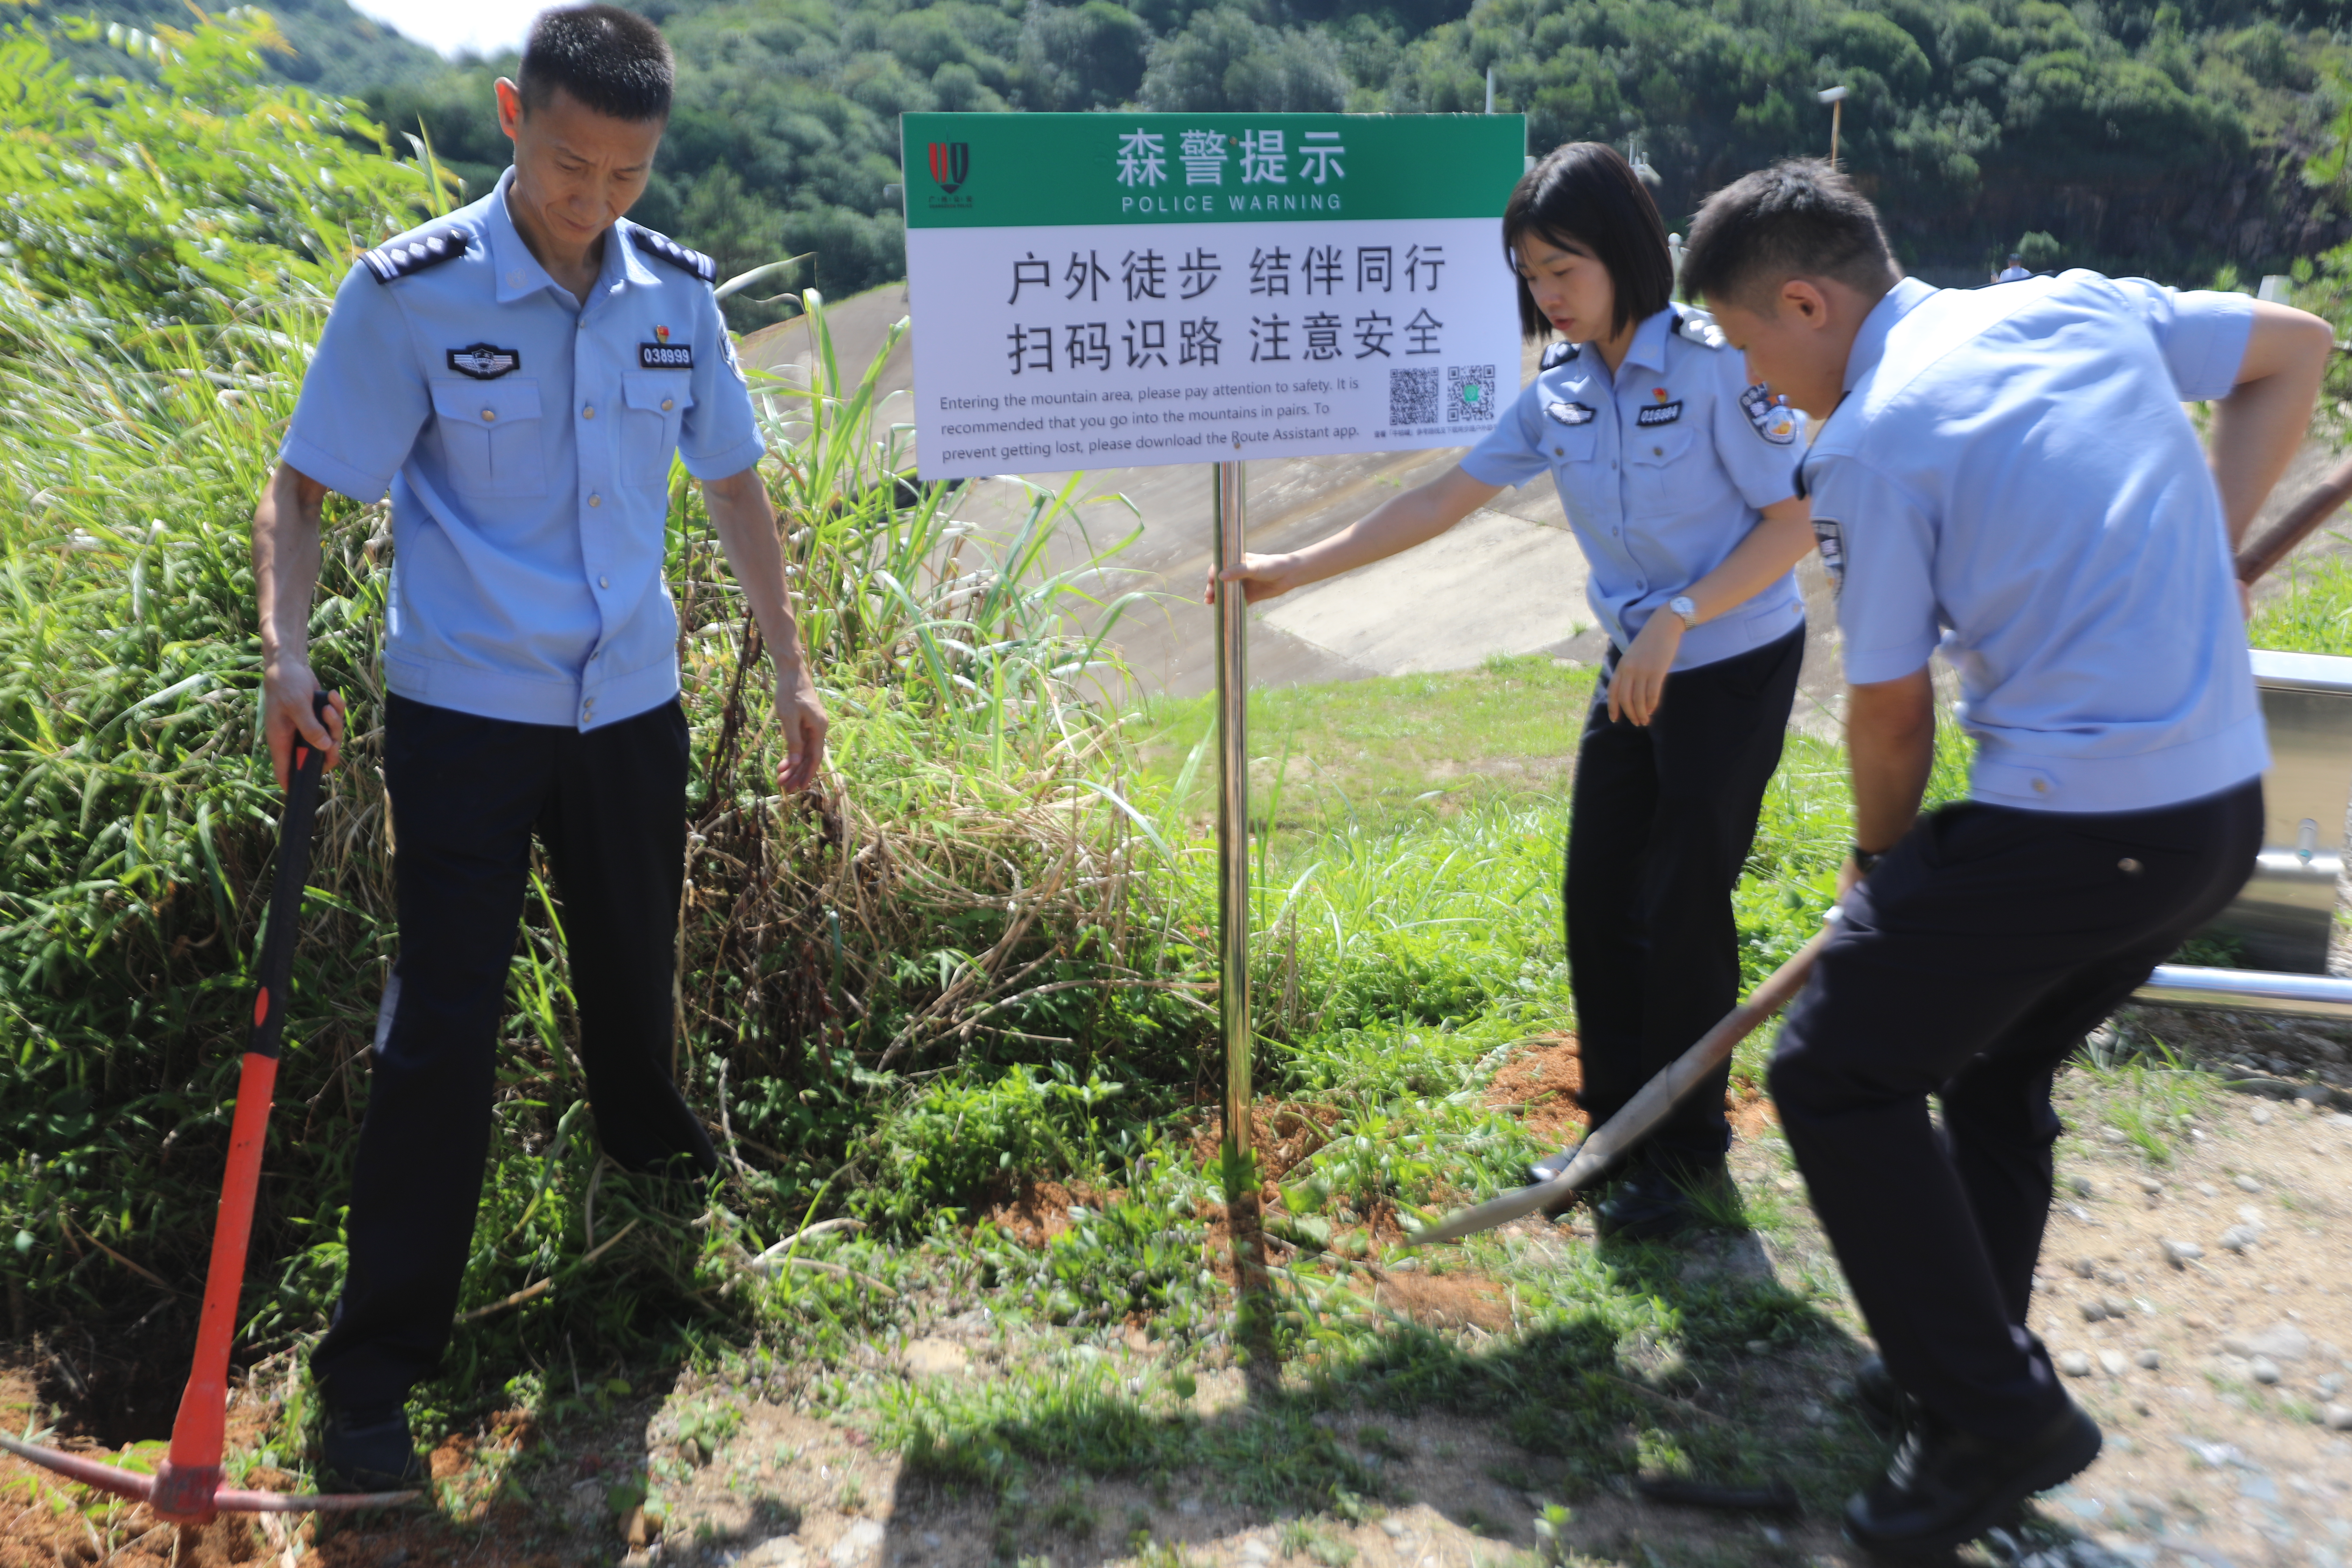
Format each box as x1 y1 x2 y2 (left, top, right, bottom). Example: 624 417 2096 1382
1390 367 1437 427
1447 363 1498 421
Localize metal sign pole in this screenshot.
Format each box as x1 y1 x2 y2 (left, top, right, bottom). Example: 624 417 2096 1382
1211 459 1268 1316
1214 459 1251 1161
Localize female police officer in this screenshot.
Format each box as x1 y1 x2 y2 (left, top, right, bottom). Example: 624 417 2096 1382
1216 143 1814 1241
253 5 827 1487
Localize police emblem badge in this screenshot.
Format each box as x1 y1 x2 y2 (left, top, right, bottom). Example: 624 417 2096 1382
1740 384 1799 446
1545 400 1596 426
446 343 521 380
1812 517 1846 593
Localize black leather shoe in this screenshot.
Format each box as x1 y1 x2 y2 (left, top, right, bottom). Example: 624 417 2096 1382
1594 1159 1731 1242
321 1404 427 1493
1853 1356 1917 1436
1844 1400 2101 1559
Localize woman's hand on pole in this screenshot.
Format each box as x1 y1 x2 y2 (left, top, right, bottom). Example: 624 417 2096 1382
1204 464 1503 609
1608 609 1683 725
1210 552 1304 604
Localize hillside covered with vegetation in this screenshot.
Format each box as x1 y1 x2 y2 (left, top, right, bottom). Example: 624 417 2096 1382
355 0 2352 316
24 0 2342 327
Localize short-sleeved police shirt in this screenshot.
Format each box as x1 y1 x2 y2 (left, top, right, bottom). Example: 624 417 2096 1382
1460 305 1807 671
283 168 765 731
1805 272 2265 814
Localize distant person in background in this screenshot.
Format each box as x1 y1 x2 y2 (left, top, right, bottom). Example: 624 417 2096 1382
251 3 826 1489
1994 253 2031 283
1212 142 1815 1242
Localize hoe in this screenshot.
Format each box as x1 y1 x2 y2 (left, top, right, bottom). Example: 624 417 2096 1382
0 693 420 1524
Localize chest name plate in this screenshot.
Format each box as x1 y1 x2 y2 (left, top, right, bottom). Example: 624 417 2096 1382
639 342 694 370
1634 400 1684 427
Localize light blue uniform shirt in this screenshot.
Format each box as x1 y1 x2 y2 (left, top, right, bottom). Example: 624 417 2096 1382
1805 272 2267 814
1461 305 1808 671
283 168 766 731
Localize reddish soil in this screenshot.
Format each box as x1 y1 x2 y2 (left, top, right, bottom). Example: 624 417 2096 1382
1359 1270 1516 1332
1483 1031 1778 1140
984 1177 1122 1248
1182 1102 1342 1185
1483 1032 1587 1144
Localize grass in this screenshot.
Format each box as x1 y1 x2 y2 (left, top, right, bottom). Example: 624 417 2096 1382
2075 1037 2224 1166
1133 655 1599 827
2250 547 2352 655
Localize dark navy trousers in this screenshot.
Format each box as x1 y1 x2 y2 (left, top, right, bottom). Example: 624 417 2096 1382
311 694 718 1411
1771 778 2262 1442
1566 624 1805 1171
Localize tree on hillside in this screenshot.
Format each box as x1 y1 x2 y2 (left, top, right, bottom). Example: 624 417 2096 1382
50 0 2339 322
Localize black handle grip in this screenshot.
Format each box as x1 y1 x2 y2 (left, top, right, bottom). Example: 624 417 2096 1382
247 690 334 1060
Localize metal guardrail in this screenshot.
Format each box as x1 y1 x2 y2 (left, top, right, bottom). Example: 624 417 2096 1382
2132 963 2352 1021
2203 650 2352 973
2120 652 2352 1022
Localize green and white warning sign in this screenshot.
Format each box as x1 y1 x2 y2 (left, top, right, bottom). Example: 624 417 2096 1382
900 112 1526 480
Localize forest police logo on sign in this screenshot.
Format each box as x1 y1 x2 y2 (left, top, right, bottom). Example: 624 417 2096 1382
1741 384 1799 445
446 343 520 380
1545 400 1595 426
1813 517 1846 593
928 141 971 196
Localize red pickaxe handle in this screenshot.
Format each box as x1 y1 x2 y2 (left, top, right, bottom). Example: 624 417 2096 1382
150 690 333 1522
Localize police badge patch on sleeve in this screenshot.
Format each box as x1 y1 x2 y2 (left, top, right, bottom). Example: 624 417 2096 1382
447 343 521 379
1740 384 1799 446
1812 517 1846 594
1545 400 1595 426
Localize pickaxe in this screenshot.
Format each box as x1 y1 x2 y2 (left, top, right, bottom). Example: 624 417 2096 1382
0 693 420 1523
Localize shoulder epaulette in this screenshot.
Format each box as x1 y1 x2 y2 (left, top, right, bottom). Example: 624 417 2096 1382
360 228 469 284
1673 308 1727 350
1539 340 1581 370
629 225 718 284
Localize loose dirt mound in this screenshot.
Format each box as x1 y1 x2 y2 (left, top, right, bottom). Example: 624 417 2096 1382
1183 1103 1342 1187
1484 1031 1777 1142
984 1178 1122 1248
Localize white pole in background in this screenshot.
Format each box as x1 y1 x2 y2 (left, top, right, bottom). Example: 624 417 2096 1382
1818 85 1849 166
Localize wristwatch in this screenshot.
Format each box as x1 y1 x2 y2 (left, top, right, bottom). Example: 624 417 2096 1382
1667 594 1699 626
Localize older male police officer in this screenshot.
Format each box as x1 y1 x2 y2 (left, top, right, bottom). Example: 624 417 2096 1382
1682 163 2329 1556
252 5 827 1487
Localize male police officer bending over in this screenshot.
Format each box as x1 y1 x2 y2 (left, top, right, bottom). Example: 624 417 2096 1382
252 4 828 1488
1680 163 2329 1555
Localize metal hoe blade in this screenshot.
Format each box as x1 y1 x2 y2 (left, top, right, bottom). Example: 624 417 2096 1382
0 1433 417 1515
1406 920 1835 1248
0 694 419 1525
